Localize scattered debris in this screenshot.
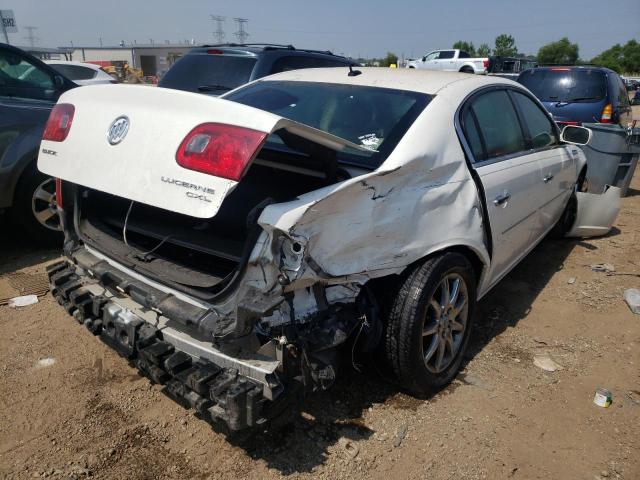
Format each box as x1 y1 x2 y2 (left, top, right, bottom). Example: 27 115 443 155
338 438 359 460
533 354 563 372
0 271 50 305
623 288 640 314
8 294 39 308
532 337 548 346
393 424 408 448
593 388 612 408
458 373 492 390
567 277 577 284
37 357 56 368
589 263 615 273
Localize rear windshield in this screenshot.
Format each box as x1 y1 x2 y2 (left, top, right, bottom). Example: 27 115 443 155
50 64 96 80
518 69 607 103
224 80 431 168
159 54 257 94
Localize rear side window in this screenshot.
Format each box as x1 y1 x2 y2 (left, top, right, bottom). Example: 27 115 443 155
50 64 96 80
458 51 471 59
518 69 607 103
511 91 558 149
461 109 484 159
159 54 257 94
271 56 347 74
464 90 527 160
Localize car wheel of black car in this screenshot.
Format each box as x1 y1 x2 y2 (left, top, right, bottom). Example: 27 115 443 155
10 164 62 242
384 252 476 396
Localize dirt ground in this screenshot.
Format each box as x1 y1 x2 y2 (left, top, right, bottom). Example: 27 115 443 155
1 171 639 480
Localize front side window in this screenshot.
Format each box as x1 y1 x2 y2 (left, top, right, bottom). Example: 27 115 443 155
511 91 559 149
0 49 55 101
424 52 438 61
464 90 527 160
438 50 455 59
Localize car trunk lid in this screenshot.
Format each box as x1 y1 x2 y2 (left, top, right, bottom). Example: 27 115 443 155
38 84 369 219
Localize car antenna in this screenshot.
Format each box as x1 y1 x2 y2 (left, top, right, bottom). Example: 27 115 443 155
348 65 362 77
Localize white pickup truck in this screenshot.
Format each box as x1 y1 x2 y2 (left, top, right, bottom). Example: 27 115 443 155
407 49 489 74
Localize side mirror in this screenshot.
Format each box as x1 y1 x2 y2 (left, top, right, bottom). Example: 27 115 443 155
560 125 592 146
53 75 66 88
422 56 427 62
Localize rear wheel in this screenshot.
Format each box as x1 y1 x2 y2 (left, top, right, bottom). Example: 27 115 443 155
384 252 476 395
460 67 474 74
9 164 62 243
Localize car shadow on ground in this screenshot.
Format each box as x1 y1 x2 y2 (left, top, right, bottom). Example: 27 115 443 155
228 236 585 475
0 215 62 275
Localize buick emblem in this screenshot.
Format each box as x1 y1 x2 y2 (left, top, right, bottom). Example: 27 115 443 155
107 116 130 145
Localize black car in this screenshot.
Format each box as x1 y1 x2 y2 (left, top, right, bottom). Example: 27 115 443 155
159 43 356 95
0 43 76 240
517 66 633 127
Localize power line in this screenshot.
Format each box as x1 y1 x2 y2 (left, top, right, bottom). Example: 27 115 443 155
210 15 226 43
23 25 40 47
233 18 249 44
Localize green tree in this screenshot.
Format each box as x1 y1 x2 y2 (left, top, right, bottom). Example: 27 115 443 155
453 41 475 56
591 40 640 73
381 51 399 67
493 34 518 57
537 37 579 65
477 43 491 57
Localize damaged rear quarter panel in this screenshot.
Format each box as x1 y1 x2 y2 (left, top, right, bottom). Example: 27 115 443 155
256 95 491 292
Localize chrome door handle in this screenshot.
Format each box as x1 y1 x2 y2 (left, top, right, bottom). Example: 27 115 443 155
543 174 554 183
493 192 511 206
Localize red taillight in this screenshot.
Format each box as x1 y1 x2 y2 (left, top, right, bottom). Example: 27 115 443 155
207 49 224 55
600 103 612 123
55 178 63 210
176 123 267 181
43 103 75 142
483 59 489 69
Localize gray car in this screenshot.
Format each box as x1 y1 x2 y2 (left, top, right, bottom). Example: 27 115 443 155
0 43 76 240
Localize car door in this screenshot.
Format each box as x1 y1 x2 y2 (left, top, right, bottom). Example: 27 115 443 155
0 46 73 214
420 51 439 70
510 90 575 240
436 50 456 71
459 88 541 286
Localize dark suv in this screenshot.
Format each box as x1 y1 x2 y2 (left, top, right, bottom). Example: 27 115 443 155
0 43 76 240
517 66 633 126
159 43 356 95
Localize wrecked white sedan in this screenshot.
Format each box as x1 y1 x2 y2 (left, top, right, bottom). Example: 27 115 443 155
38 68 613 432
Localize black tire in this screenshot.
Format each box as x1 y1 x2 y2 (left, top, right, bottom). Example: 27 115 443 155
8 163 62 244
460 67 474 74
384 252 476 396
548 192 578 239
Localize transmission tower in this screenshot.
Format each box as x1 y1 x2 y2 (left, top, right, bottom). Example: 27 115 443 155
23 26 40 47
233 18 249 44
210 15 226 44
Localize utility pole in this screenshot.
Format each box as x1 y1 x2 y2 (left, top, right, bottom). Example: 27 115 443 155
0 11 9 44
23 25 39 47
233 18 249 44
210 15 225 44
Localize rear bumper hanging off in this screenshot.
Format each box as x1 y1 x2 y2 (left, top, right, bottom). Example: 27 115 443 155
46 259 299 432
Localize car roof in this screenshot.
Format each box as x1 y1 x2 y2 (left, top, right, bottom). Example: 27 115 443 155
254 67 515 95
189 44 348 59
526 65 615 74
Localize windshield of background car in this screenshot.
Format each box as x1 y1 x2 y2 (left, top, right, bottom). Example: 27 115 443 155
518 69 607 103
159 54 257 93
225 80 431 168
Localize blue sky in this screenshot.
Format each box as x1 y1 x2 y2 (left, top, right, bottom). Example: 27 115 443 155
9 0 640 59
